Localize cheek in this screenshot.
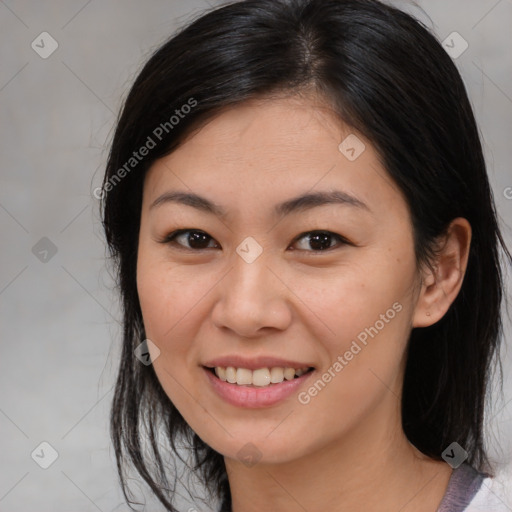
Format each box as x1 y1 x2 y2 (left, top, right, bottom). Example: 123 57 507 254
136 253 202 341
291 250 415 391
136 261 191 387
136 256 207 414
136 253 224 386
291 260 409 345
294 277 410 436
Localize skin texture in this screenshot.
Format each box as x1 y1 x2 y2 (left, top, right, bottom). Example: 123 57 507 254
136 95 471 511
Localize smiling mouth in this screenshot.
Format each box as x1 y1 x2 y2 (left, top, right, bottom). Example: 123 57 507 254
204 365 315 387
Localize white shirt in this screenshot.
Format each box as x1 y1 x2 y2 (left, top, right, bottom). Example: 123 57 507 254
464 475 511 511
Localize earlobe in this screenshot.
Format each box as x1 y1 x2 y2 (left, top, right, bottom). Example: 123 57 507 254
412 217 472 328
412 267 439 328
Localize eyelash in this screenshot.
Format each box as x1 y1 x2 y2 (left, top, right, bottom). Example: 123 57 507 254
158 229 351 254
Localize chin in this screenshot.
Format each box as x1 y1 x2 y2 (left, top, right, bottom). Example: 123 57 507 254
204 432 308 467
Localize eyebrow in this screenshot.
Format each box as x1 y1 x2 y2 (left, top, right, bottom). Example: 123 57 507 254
149 189 371 218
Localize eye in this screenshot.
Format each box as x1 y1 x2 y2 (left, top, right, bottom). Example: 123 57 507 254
159 229 350 253
160 229 219 250
290 230 349 252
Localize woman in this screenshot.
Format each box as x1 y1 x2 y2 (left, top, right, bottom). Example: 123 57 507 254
100 0 512 510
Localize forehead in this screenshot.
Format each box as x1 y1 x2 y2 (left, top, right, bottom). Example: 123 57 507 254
177 95 348 160
143 96 408 223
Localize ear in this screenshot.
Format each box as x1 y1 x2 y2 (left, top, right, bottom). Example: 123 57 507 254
412 217 472 328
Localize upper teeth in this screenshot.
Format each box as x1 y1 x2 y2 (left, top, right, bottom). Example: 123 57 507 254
214 366 310 387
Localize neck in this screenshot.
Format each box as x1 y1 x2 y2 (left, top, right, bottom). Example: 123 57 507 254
224 398 452 512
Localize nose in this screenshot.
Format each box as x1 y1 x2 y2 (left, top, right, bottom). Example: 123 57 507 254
210 250 293 338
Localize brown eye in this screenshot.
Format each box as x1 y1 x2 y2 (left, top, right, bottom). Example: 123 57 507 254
160 229 349 253
291 231 348 252
162 229 219 250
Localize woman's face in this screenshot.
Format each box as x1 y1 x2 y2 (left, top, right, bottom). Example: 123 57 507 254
136 96 424 465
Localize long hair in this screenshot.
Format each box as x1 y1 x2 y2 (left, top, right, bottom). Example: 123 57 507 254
100 0 512 510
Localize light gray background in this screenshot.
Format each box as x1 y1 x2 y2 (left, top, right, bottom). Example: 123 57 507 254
1 1 511 511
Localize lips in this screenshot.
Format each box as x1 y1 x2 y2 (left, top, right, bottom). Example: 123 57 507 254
201 355 317 407
203 364 316 408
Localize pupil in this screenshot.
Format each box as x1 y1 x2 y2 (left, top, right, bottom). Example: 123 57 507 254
189 231 209 249
310 232 331 251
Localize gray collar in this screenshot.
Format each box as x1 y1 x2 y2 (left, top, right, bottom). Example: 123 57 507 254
437 463 487 511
